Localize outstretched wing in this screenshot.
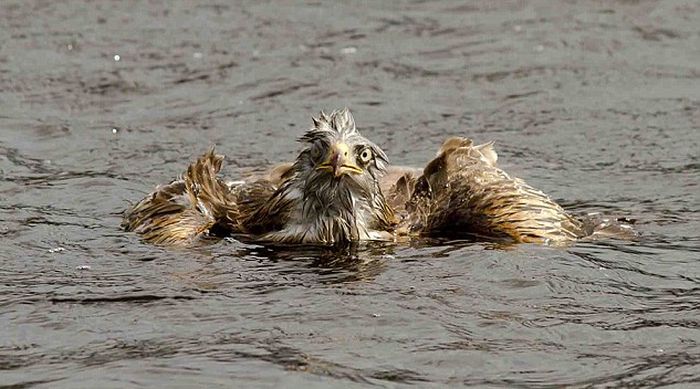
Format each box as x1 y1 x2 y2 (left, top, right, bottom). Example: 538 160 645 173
122 179 215 245
406 137 585 244
122 149 245 245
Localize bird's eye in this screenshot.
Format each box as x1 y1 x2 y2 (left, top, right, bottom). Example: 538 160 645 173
310 142 323 161
358 148 372 163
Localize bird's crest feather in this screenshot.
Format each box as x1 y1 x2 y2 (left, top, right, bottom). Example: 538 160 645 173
301 108 357 143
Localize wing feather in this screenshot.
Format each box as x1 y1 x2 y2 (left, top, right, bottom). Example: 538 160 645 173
409 137 585 244
122 149 241 245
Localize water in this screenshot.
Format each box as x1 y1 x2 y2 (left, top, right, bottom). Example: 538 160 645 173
1 1 698 387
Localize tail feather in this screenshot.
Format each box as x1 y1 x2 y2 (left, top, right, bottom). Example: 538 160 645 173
122 149 238 245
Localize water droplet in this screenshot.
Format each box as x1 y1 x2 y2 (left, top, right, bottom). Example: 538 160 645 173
113 54 121 61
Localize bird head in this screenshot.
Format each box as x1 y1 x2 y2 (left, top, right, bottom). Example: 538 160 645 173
297 108 388 192
276 108 393 242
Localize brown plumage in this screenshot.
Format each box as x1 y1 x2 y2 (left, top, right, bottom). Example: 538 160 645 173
121 151 239 245
123 108 633 246
397 137 585 244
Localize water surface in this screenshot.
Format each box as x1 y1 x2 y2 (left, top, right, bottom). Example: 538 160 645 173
1 1 699 387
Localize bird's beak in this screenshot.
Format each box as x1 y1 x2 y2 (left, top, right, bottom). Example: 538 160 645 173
317 142 363 177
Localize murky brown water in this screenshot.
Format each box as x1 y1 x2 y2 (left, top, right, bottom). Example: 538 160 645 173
2 1 699 387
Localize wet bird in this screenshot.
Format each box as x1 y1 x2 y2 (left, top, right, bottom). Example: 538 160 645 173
123 108 633 246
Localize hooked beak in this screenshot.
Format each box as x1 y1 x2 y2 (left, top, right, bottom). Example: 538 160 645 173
316 142 363 177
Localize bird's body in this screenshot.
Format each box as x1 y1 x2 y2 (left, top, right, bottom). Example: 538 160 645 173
123 109 633 246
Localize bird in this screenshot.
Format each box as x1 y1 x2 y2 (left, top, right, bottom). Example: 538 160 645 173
122 108 634 246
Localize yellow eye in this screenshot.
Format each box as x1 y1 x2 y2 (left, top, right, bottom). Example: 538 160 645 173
359 148 372 163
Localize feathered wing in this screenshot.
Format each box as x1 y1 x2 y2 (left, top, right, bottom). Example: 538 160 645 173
406 137 585 244
238 179 295 235
122 179 214 245
122 149 249 245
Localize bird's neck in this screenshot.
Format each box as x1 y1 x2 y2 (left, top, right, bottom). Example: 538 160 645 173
261 170 392 244
298 178 370 242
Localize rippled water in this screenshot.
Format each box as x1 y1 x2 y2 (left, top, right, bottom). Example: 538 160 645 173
1 1 699 387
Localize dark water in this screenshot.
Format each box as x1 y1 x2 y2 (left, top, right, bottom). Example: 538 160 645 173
1 1 699 387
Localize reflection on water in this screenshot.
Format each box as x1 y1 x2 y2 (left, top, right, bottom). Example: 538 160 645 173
1 0 699 387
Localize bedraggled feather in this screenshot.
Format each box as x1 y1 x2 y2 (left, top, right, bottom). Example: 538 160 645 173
399 137 585 244
123 111 635 246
